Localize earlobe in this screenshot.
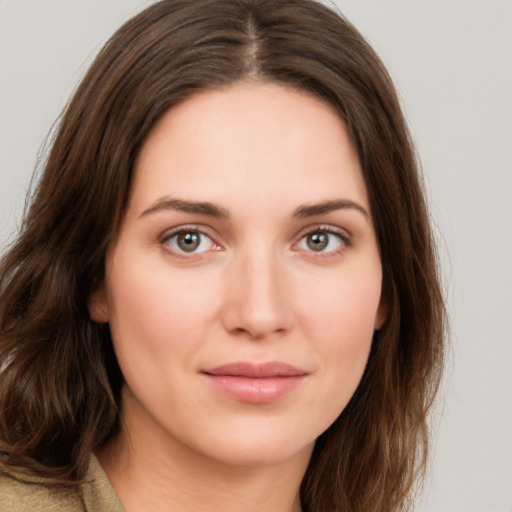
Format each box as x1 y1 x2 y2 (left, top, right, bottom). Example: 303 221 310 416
88 282 109 323
374 301 388 330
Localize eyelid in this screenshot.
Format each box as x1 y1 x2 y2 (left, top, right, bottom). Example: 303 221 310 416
296 224 352 242
160 223 206 240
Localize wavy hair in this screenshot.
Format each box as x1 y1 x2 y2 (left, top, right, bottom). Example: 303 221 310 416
0 1 445 510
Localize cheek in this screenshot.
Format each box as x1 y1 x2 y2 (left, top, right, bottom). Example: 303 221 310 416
105 259 221 365
300 267 381 342
297 267 381 391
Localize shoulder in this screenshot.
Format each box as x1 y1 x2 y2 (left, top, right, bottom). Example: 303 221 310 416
0 455 124 512
0 469 83 512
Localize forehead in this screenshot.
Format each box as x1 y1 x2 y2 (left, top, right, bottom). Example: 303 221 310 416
130 81 369 216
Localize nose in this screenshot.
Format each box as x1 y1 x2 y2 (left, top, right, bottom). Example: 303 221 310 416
221 246 294 340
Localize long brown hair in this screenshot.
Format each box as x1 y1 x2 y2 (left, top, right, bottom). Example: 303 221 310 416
0 1 445 510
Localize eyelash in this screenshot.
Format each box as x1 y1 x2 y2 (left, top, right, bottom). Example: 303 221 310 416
160 224 352 258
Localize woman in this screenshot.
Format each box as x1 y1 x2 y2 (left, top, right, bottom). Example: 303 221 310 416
0 1 445 511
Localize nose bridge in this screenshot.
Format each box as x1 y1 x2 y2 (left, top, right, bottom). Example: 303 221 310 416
223 240 293 338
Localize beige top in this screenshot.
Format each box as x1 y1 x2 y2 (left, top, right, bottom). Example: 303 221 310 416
0 455 124 512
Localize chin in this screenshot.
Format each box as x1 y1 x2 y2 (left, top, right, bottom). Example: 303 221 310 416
203 437 314 468
178 415 320 468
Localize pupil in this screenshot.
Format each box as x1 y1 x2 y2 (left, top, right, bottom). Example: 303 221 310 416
308 232 328 251
178 232 200 252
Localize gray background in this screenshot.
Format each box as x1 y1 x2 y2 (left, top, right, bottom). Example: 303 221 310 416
1 1 511 510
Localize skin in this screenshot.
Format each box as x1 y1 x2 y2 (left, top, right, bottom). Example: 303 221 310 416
90 81 386 512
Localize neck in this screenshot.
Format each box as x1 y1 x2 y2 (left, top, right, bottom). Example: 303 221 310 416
96 393 312 512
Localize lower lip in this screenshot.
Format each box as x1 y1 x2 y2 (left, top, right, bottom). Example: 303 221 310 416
203 374 306 404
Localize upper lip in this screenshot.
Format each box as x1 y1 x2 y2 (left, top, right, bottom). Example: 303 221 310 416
202 361 307 378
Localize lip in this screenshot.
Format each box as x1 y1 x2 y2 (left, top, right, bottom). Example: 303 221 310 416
201 362 308 404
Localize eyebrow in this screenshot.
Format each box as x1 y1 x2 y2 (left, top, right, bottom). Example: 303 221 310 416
292 199 369 220
139 197 369 221
139 198 230 219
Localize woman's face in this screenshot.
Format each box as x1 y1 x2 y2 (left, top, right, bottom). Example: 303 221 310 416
90 82 385 468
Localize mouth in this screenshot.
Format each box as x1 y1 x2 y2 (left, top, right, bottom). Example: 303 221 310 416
201 361 308 404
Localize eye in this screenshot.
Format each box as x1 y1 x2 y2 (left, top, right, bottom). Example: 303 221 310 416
297 229 348 254
163 228 217 254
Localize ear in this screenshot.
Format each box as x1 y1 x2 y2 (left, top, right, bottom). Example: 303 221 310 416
374 299 388 330
88 281 109 323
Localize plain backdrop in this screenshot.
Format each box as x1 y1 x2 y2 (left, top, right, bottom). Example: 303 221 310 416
1 1 511 511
